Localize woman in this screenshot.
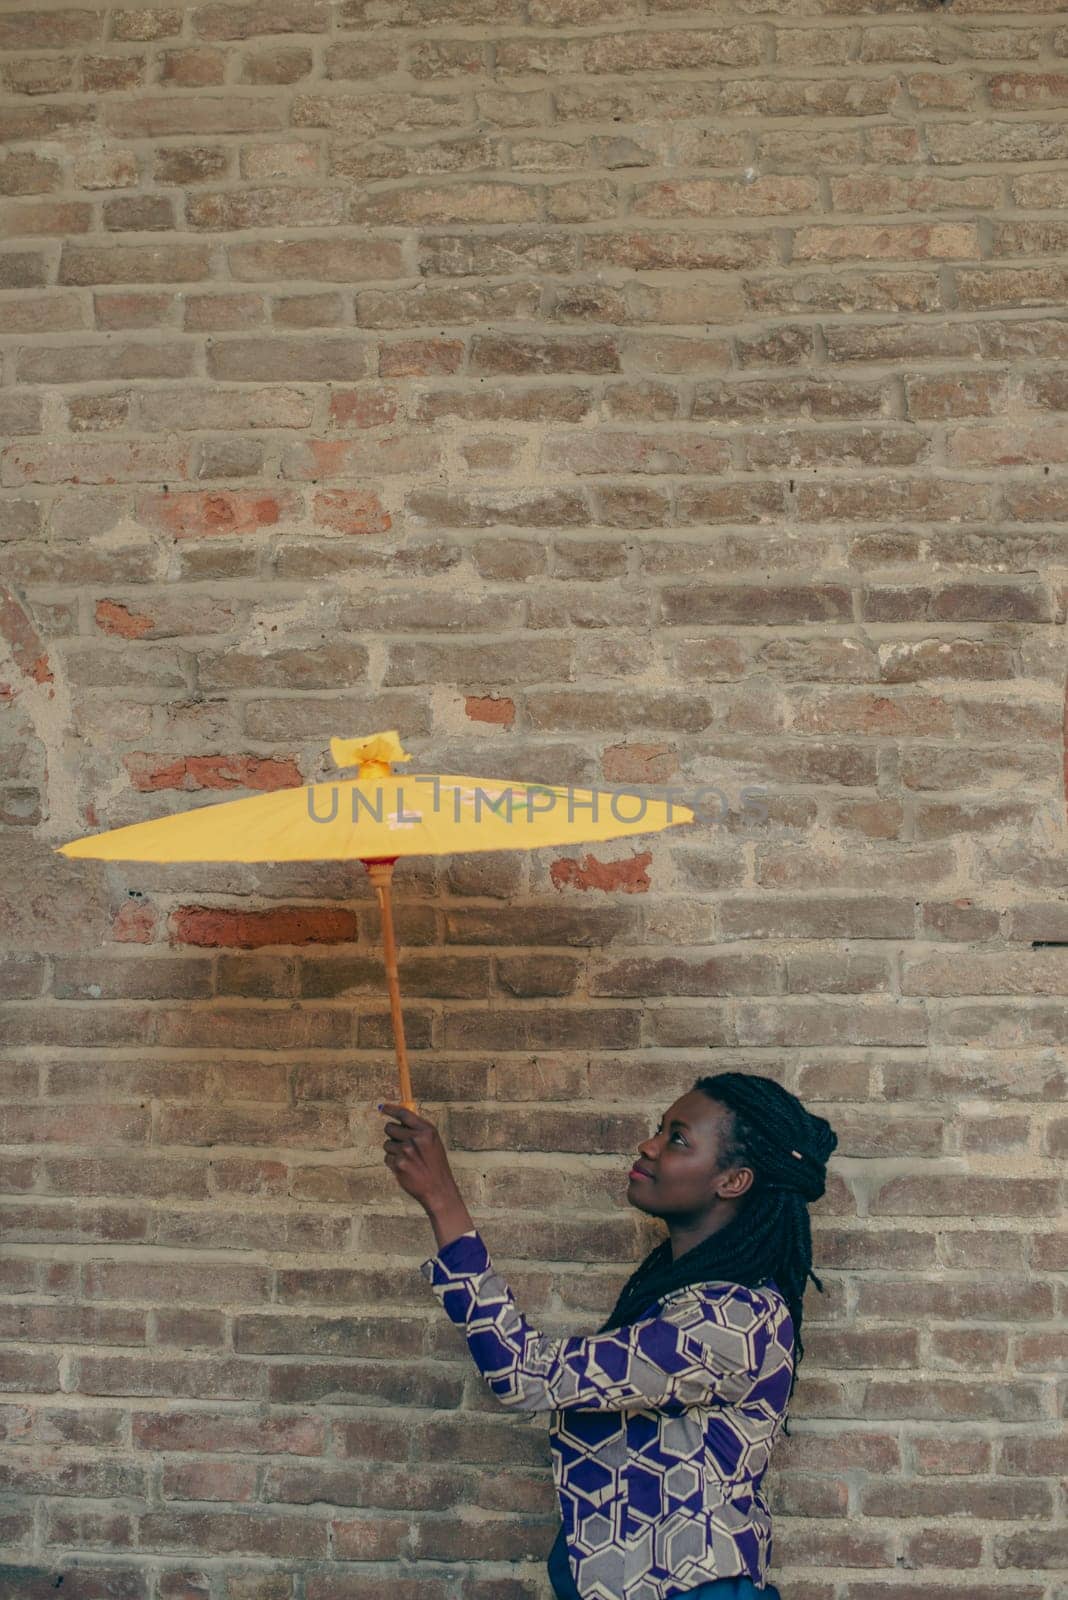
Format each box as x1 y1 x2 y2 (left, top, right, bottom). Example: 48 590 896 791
378 1071 838 1600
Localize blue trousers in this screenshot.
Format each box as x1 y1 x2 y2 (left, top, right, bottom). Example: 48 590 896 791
548 1526 783 1600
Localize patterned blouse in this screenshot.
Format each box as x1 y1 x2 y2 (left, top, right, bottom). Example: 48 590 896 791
420 1229 795 1600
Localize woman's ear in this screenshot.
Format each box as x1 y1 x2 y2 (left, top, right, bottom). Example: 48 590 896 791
715 1163 755 1201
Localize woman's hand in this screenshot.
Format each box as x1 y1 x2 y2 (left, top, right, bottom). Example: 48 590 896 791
377 1101 461 1213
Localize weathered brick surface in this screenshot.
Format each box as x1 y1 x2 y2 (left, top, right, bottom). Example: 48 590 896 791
1 0 1066 1596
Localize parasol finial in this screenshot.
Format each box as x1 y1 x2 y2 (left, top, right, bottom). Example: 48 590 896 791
330 729 412 782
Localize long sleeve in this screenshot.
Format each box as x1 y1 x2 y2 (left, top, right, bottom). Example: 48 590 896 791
420 1228 774 1415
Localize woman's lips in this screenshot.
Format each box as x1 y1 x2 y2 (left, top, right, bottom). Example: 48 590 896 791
629 1167 653 1181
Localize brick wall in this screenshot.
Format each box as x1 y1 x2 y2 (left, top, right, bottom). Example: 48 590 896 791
2 0 1067 1596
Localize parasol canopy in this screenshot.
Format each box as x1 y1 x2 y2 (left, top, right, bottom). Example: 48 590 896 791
55 729 692 863
55 729 695 1107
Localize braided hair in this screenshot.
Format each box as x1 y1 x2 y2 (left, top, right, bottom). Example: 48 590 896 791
597 1072 838 1435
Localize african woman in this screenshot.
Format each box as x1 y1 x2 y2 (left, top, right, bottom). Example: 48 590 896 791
378 1071 838 1600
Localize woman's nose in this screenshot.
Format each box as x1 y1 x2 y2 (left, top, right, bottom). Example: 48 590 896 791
637 1135 658 1159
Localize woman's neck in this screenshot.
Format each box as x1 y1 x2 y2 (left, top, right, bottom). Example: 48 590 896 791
668 1196 742 1263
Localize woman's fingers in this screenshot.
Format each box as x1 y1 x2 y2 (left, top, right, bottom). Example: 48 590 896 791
376 1099 455 1208
378 1101 427 1129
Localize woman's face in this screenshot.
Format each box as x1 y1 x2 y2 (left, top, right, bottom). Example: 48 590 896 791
626 1091 754 1219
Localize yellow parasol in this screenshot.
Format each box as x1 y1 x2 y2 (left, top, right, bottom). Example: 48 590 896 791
55 730 694 1110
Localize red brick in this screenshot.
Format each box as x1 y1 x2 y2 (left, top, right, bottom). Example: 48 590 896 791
311 490 391 534
471 333 619 375
871 1176 1058 1217
662 583 852 625
95 599 153 639
83 53 148 92
188 185 344 230
107 892 157 943
139 1508 326 1556
996 1528 1068 1569
990 71 1068 108
192 0 329 37
112 9 183 39
58 241 212 283
139 490 300 539
1 56 75 94
170 906 357 949
240 45 314 84
543 431 730 475
633 175 818 217
748 269 942 318
378 338 464 377
798 479 993 523
207 338 373 381
999 1435 1068 1475
154 147 230 186
0 10 101 47
225 236 404 284
721 75 898 117
0 585 52 687
465 693 515 726
0 153 63 197
3 440 190 487
407 487 587 527
955 265 1068 310
354 181 539 226
103 95 285 137
282 435 437 479
905 372 1006 418
161 1459 257 1502
948 421 1068 467
125 754 303 793
240 301 324 346
328 388 399 429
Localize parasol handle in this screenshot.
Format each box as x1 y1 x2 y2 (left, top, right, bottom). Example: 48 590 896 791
363 859 416 1112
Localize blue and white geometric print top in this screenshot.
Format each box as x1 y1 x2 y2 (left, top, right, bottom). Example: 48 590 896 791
420 1229 795 1600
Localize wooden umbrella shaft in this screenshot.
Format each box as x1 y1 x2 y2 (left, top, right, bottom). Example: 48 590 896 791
364 859 415 1111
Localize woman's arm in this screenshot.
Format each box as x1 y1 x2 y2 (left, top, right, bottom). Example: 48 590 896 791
428 1190 476 1252
422 1227 776 1414
375 1102 779 1415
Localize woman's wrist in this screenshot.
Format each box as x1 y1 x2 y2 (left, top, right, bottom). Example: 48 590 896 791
425 1185 476 1251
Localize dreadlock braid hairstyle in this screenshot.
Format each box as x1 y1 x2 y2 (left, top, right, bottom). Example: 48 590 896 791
597 1072 838 1436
